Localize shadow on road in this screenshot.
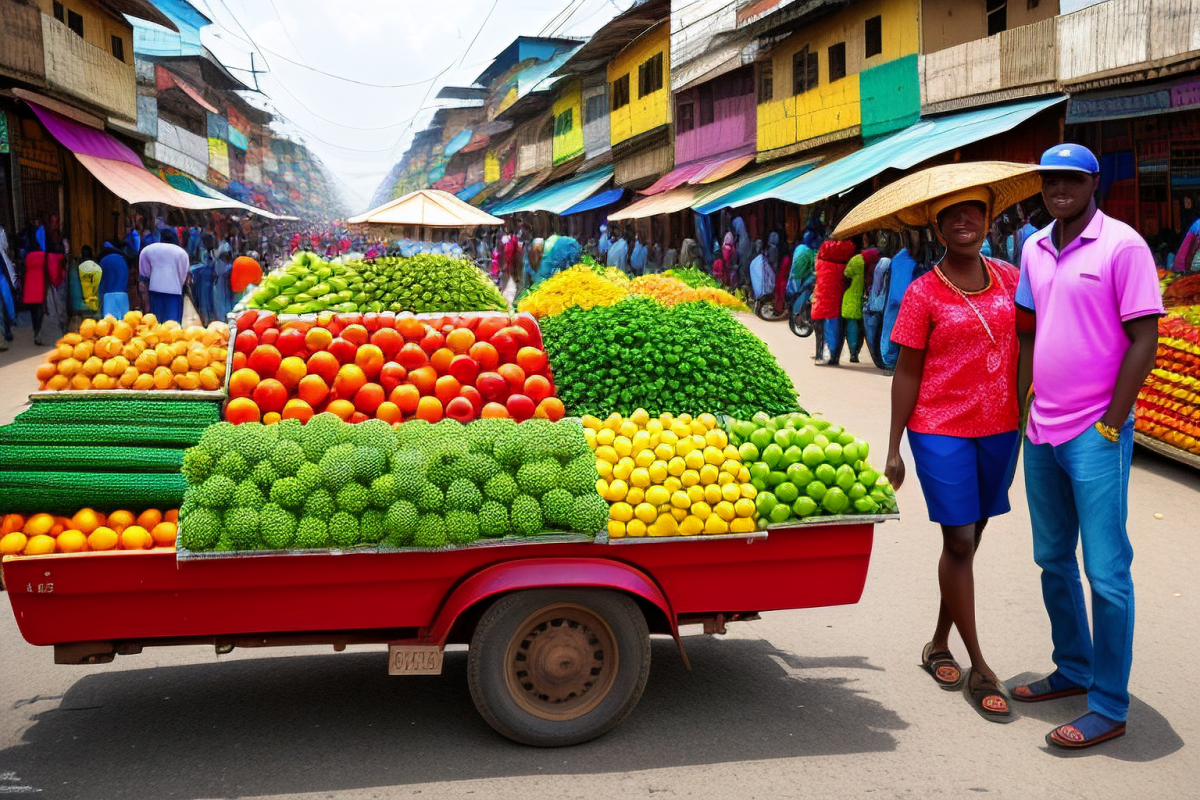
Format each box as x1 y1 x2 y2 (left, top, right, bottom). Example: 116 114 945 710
0 638 904 800
1005 671 1182 763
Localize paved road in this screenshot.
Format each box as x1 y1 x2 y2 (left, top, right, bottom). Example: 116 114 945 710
0 315 1196 800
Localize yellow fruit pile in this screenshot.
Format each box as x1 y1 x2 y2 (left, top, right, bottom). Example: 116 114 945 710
35 312 230 392
629 274 748 311
517 265 630 319
583 409 759 538
0 508 177 556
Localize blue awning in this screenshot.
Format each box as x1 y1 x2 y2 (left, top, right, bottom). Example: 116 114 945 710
457 182 486 201
692 161 820 215
561 187 625 216
742 95 1066 207
491 167 614 215
444 129 473 157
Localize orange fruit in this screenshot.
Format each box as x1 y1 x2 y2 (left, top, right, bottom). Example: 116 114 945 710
152 366 174 389
226 397 262 424
119 366 139 388
45 374 70 391
305 326 333 352
305 351 339 384
229 368 260 398
326 398 356 420
481 402 510 419
95 317 113 337
445 328 475 354
71 508 103 535
112 320 133 342
135 350 158 372
434 375 461 405
374 401 402 424
24 513 55 537
523 374 553 403
297 374 330 407
52 343 73 362
103 356 130 376
82 356 104 376
333 364 367 398
154 342 174 364
353 383 385 415
23 534 56 556
281 398 314 423
170 355 189 374
276 356 307 389
90 374 115 390
252 378 288 413
389 383 420 414
497 363 526 391
175 371 201 390
0 532 27 555
73 341 94 361
136 509 163 530
36 362 57 382
187 347 210 370
70 374 92 390
132 373 155 391
79 318 96 338
397 316 426 341
106 510 134 532
535 397 565 421
354 344 385 379
120 525 151 550
164 509 178 523
262 411 282 425
150 521 177 547
198 367 222 391
415 395 443 422
468 341 500 371
56 356 81 376
429 347 455 374
57 530 87 553
1 514 26 535
407 365 438 396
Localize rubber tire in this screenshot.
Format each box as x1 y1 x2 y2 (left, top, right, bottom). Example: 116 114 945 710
467 589 651 747
754 295 787 321
789 302 813 338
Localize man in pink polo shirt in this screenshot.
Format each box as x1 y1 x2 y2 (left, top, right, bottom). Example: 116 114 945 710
1013 144 1163 749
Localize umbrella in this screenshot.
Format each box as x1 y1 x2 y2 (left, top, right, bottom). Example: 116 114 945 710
348 189 503 227
832 161 1041 240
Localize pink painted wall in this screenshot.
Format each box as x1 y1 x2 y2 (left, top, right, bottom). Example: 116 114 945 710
674 66 756 165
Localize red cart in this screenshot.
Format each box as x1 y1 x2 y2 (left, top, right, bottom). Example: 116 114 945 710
2 517 888 746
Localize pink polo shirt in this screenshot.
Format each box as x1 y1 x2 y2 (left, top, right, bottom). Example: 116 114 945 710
1016 211 1164 446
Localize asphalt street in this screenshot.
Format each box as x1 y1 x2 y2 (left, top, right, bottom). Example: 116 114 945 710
0 314 1196 800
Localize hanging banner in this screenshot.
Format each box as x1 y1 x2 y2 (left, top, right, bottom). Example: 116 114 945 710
208 137 230 176
206 112 228 141
228 127 248 151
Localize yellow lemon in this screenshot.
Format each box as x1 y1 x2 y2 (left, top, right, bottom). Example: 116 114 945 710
604 413 623 430
690 502 712 521
731 517 758 533
698 412 718 430
607 478 629 502
581 414 602 430
658 412 674 426
613 436 633 457
610 502 634 522
23 513 55 537
740 483 757 499
659 430 679 447
718 471 735 486
634 449 656 468
664 476 683 493
618 419 638 439
596 478 610 498
629 467 651 488
670 421 691 439
678 413 693 424
699 464 720 485
667 456 686 476
734 498 756 518
670 491 691 509
704 484 723 505
57 529 87 552
596 428 616 446
681 469 700 487
645 485 671 506
583 428 597 448
631 431 652 452
686 485 706 505
705 429 729 449
23 534 57 555
630 408 650 426
612 457 635 481
648 461 668 483
595 445 619 464
679 515 704 536
704 515 730 534
652 514 679 537
595 459 613 478
634 503 658 524
674 437 695 457
608 520 626 538
722 482 742 502
654 443 675 461
722 460 742 476
704 446 725 466
645 419 663 434
626 486 645 505
1 532 28 555
683 450 705 470
738 467 751 483
626 519 648 537
120 525 151 550
671 506 688 521
722 445 741 460
714 501 737 521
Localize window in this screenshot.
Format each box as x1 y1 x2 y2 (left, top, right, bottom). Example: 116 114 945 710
828 42 846 82
53 2 64 22
611 74 630 111
864 15 882 58
637 52 663 98
67 10 84 37
111 35 125 62
987 0 1008 36
757 61 773 104
698 83 714 127
792 46 818 95
677 101 694 133
584 91 607 123
554 108 573 136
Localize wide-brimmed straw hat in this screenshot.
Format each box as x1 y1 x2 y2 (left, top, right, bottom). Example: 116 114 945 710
832 161 1041 240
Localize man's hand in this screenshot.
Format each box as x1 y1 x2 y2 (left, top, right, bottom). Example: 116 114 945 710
885 450 906 491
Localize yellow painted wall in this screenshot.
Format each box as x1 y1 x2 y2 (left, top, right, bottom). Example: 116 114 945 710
607 21 670 146
756 0 918 152
35 0 132 60
552 78 584 164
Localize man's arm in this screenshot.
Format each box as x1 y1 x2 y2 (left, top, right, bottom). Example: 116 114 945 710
1101 315 1159 429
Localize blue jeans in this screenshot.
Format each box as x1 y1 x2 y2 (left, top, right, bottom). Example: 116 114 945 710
1023 416 1135 721
822 318 861 363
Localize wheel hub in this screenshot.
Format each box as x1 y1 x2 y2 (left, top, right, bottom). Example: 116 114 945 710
505 605 617 721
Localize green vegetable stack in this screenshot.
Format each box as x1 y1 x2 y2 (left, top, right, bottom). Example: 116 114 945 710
247 251 508 315
177 413 610 553
540 297 799 419
726 412 898 524
663 267 724 290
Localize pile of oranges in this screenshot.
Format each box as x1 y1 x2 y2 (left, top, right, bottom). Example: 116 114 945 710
0 508 177 556
35 312 229 392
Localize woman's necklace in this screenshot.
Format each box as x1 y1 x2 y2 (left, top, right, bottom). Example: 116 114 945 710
934 258 1003 373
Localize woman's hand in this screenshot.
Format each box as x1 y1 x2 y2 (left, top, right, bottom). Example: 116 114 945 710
885 450 905 490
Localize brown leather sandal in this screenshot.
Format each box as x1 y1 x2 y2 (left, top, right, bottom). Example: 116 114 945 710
921 642 963 689
966 667 1014 723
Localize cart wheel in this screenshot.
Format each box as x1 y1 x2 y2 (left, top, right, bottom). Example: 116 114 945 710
467 589 650 747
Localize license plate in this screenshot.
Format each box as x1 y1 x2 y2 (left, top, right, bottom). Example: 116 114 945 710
388 644 443 675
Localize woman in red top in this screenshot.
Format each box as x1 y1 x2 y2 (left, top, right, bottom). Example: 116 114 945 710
885 187 1021 722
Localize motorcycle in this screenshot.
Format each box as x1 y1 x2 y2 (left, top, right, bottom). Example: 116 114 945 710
754 272 814 337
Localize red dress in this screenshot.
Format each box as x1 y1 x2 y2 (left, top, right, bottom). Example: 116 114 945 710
812 239 856 321
21 251 64 304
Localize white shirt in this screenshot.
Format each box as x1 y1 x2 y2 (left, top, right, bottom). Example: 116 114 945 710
138 242 189 295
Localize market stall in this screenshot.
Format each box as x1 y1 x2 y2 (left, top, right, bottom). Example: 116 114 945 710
1134 273 1200 468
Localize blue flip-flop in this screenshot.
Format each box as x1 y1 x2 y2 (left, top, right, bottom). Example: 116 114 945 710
1012 671 1087 702
1047 711 1126 749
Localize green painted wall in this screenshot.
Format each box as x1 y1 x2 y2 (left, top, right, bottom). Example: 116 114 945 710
859 54 920 141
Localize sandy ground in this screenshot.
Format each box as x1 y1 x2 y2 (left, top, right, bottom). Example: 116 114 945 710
0 313 1195 800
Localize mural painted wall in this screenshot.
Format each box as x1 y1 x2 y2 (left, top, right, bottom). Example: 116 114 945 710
552 79 584 164
756 0 920 154
608 20 671 146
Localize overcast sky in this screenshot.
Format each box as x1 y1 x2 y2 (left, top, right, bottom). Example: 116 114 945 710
195 0 636 213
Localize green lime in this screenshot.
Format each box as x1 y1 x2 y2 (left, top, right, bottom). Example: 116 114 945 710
801 444 826 467
751 411 772 427
842 442 860 463
751 478 767 492
750 428 774 450
854 496 879 514
854 439 869 459
755 492 778 517
806 481 827 501
848 482 868 500
814 433 830 449
824 425 844 441
824 442 844 465
782 445 804 466
769 503 792 524
775 481 800 504
792 496 819 518
739 442 760 462
822 487 850 514
749 462 770 482
835 464 856 491
766 470 789 487
815 463 837 485
791 427 816 448
858 468 879 487
786 463 814 486
762 443 784 469
773 429 792 449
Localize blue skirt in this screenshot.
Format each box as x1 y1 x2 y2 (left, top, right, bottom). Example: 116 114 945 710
907 429 1021 527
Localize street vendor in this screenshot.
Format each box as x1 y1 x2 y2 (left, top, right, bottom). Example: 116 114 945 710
1012 144 1164 749
885 185 1022 724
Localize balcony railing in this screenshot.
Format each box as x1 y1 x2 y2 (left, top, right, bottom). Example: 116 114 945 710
920 17 1057 113
41 12 137 122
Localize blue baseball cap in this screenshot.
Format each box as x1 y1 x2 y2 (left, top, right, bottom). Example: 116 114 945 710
1038 143 1100 174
